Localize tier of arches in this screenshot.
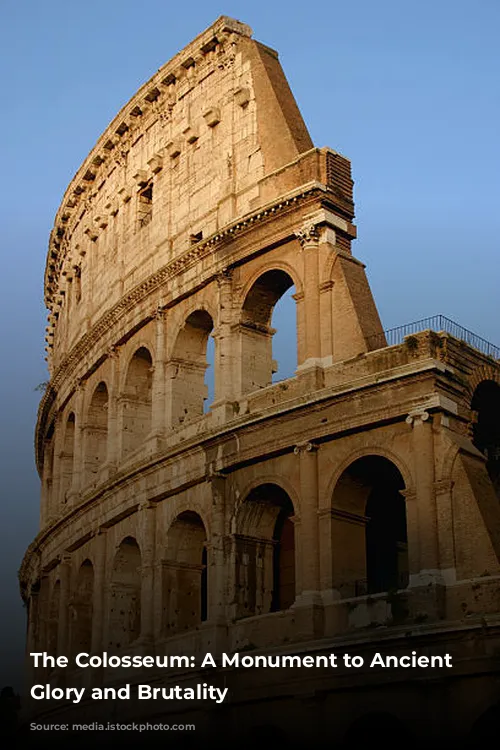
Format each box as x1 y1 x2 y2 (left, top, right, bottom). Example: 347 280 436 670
34 455 410 658
41 267 301 520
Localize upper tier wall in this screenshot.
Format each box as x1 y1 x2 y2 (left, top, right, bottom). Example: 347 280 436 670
44 15 320 368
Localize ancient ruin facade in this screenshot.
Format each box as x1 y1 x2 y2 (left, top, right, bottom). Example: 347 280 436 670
20 16 500 746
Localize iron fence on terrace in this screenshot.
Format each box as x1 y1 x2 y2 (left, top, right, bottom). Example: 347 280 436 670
367 315 500 360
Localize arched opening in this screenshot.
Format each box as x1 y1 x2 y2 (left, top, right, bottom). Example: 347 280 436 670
471 380 500 499
343 712 414 749
332 456 408 597
70 560 93 657
85 382 108 481
122 347 153 458
47 580 60 658
162 511 207 635
169 310 214 426
60 412 75 503
109 537 141 649
240 270 296 393
234 483 295 618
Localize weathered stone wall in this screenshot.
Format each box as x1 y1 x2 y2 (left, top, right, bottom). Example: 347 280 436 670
22 15 500 746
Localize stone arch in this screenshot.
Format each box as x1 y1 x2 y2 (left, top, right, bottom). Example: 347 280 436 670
108 537 141 649
239 268 298 392
59 412 75 503
47 579 60 658
84 381 108 481
168 310 214 426
70 559 94 657
465 364 500 404
470 379 500 498
326 446 413 502
122 346 153 458
331 455 408 597
233 483 296 618
162 511 208 636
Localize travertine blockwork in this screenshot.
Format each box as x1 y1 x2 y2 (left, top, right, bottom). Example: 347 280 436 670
22 16 500 746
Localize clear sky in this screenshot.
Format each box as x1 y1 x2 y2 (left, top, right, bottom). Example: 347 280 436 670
0 0 498 690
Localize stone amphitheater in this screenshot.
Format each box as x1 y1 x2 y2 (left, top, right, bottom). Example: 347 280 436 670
20 15 500 747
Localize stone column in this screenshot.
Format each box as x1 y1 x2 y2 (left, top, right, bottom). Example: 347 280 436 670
294 442 321 597
70 382 85 498
56 555 71 657
293 442 323 637
106 346 120 468
139 501 157 643
211 270 234 421
208 471 227 624
406 409 440 581
434 479 457 584
91 530 107 653
152 308 167 437
295 224 321 367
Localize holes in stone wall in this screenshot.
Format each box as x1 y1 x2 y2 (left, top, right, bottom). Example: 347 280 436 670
137 182 153 228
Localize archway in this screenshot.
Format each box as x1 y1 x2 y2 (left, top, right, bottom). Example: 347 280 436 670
85 382 108 481
169 310 214 426
240 270 297 393
60 412 75 502
108 537 141 649
122 347 153 458
471 380 500 498
332 456 408 597
162 511 207 635
70 559 94 657
234 483 295 618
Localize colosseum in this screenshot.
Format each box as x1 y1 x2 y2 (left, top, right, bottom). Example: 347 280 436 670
20 15 500 748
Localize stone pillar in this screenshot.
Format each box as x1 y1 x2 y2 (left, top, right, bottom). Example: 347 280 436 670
293 442 323 637
91 530 107 653
211 270 235 421
70 383 85 498
106 346 120 468
434 479 457 583
208 471 227 624
56 555 71 657
294 442 320 596
295 224 321 366
152 309 167 437
139 502 157 642
406 409 440 580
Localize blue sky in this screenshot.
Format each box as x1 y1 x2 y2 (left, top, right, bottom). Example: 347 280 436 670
0 0 498 689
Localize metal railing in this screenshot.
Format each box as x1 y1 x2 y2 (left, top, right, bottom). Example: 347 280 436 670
367 315 500 360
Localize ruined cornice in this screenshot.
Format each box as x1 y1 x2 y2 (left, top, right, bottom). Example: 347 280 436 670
44 16 253 308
